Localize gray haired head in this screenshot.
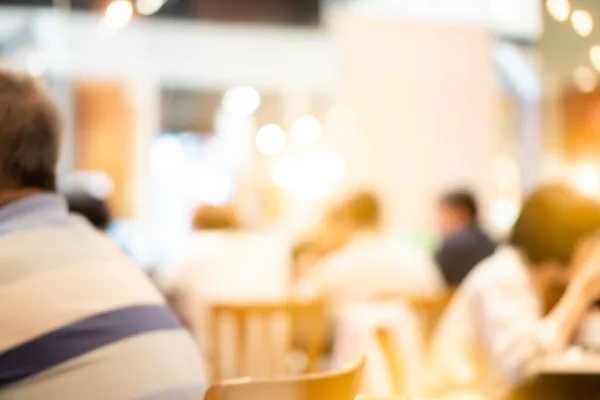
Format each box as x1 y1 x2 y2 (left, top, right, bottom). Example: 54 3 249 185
0 66 61 192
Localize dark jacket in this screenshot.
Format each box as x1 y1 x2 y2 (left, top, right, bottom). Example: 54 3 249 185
435 226 496 287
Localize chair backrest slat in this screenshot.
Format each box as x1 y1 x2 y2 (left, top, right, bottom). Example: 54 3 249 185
209 301 325 382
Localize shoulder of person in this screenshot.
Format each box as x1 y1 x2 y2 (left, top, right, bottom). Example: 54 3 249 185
467 247 529 293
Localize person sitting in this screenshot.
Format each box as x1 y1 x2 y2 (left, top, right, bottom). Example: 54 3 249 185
295 192 442 395
296 191 443 304
0 67 206 399
435 190 496 288
158 204 290 377
429 185 600 400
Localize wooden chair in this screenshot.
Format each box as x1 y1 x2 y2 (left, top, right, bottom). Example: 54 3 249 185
208 300 326 381
409 292 455 340
204 356 365 400
374 327 404 395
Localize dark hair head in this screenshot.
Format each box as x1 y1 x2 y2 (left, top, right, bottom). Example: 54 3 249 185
193 205 239 230
440 190 478 222
510 185 600 266
66 193 111 231
0 67 62 191
344 191 381 228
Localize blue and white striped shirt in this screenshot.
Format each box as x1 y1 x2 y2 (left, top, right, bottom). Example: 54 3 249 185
0 194 206 399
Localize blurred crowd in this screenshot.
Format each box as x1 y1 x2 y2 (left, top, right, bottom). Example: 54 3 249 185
4 65 600 400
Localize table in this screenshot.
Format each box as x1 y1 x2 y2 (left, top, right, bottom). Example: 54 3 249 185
510 350 600 400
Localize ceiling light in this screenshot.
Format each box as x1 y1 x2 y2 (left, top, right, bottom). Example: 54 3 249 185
222 87 261 116
255 124 286 155
105 0 133 29
571 9 594 37
135 0 168 16
546 0 571 22
290 115 322 146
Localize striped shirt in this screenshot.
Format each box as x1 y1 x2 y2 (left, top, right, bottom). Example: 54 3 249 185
0 194 207 399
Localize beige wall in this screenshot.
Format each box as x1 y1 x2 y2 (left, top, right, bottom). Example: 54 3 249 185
333 13 497 230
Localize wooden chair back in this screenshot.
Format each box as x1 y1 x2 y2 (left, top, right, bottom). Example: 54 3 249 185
209 300 326 381
374 327 404 395
409 292 455 340
204 356 365 400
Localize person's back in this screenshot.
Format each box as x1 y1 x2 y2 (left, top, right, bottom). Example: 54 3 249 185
429 186 600 399
297 232 443 303
429 247 531 398
0 68 205 399
435 190 496 287
296 192 443 303
436 225 496 286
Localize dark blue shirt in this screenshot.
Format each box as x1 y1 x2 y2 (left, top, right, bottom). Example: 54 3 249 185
435 226 496 287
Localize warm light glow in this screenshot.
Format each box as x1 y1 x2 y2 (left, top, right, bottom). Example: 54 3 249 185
135 0 167 15
105 0 133 28
574 164 600 196
591 46 600 72
290 115 322 146
255 124 286 155
321 152 346 182
546 0 571 22
191 165 236 206
271 153 345 200
27 52 47 77
222 87 261 116
571 9 594 37
491 198 520 232
493 157 520 190
573 66 597 93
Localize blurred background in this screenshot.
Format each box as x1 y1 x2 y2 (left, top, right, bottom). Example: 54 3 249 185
0 0 590 269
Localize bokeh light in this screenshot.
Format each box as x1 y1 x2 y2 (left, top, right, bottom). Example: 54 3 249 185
290 115 322 146
491 198 520 232
574 164 600 196
105 0 133 29
571 9 594 37
573 66 597 93
591 46 600 72
222 87 261 116
255 124 286 155
149 135 185 177
546 0 571 22
136 0 167 15
271 153 345 200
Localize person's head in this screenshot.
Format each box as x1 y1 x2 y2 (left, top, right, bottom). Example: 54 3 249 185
510 185 600 289
437 190 479 236
343 191 381 231
66 193 112 231
192 204 239 231
0 67 61 200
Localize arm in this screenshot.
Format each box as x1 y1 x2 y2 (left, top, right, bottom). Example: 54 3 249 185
477 271 595 386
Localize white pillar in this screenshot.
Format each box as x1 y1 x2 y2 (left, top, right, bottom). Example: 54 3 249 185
331 12 497 230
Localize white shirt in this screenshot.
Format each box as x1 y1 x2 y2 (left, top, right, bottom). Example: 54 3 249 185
296 232 444 303
334 302 427 396
160 231 290 302
429 246 559 400
158 232 290 342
